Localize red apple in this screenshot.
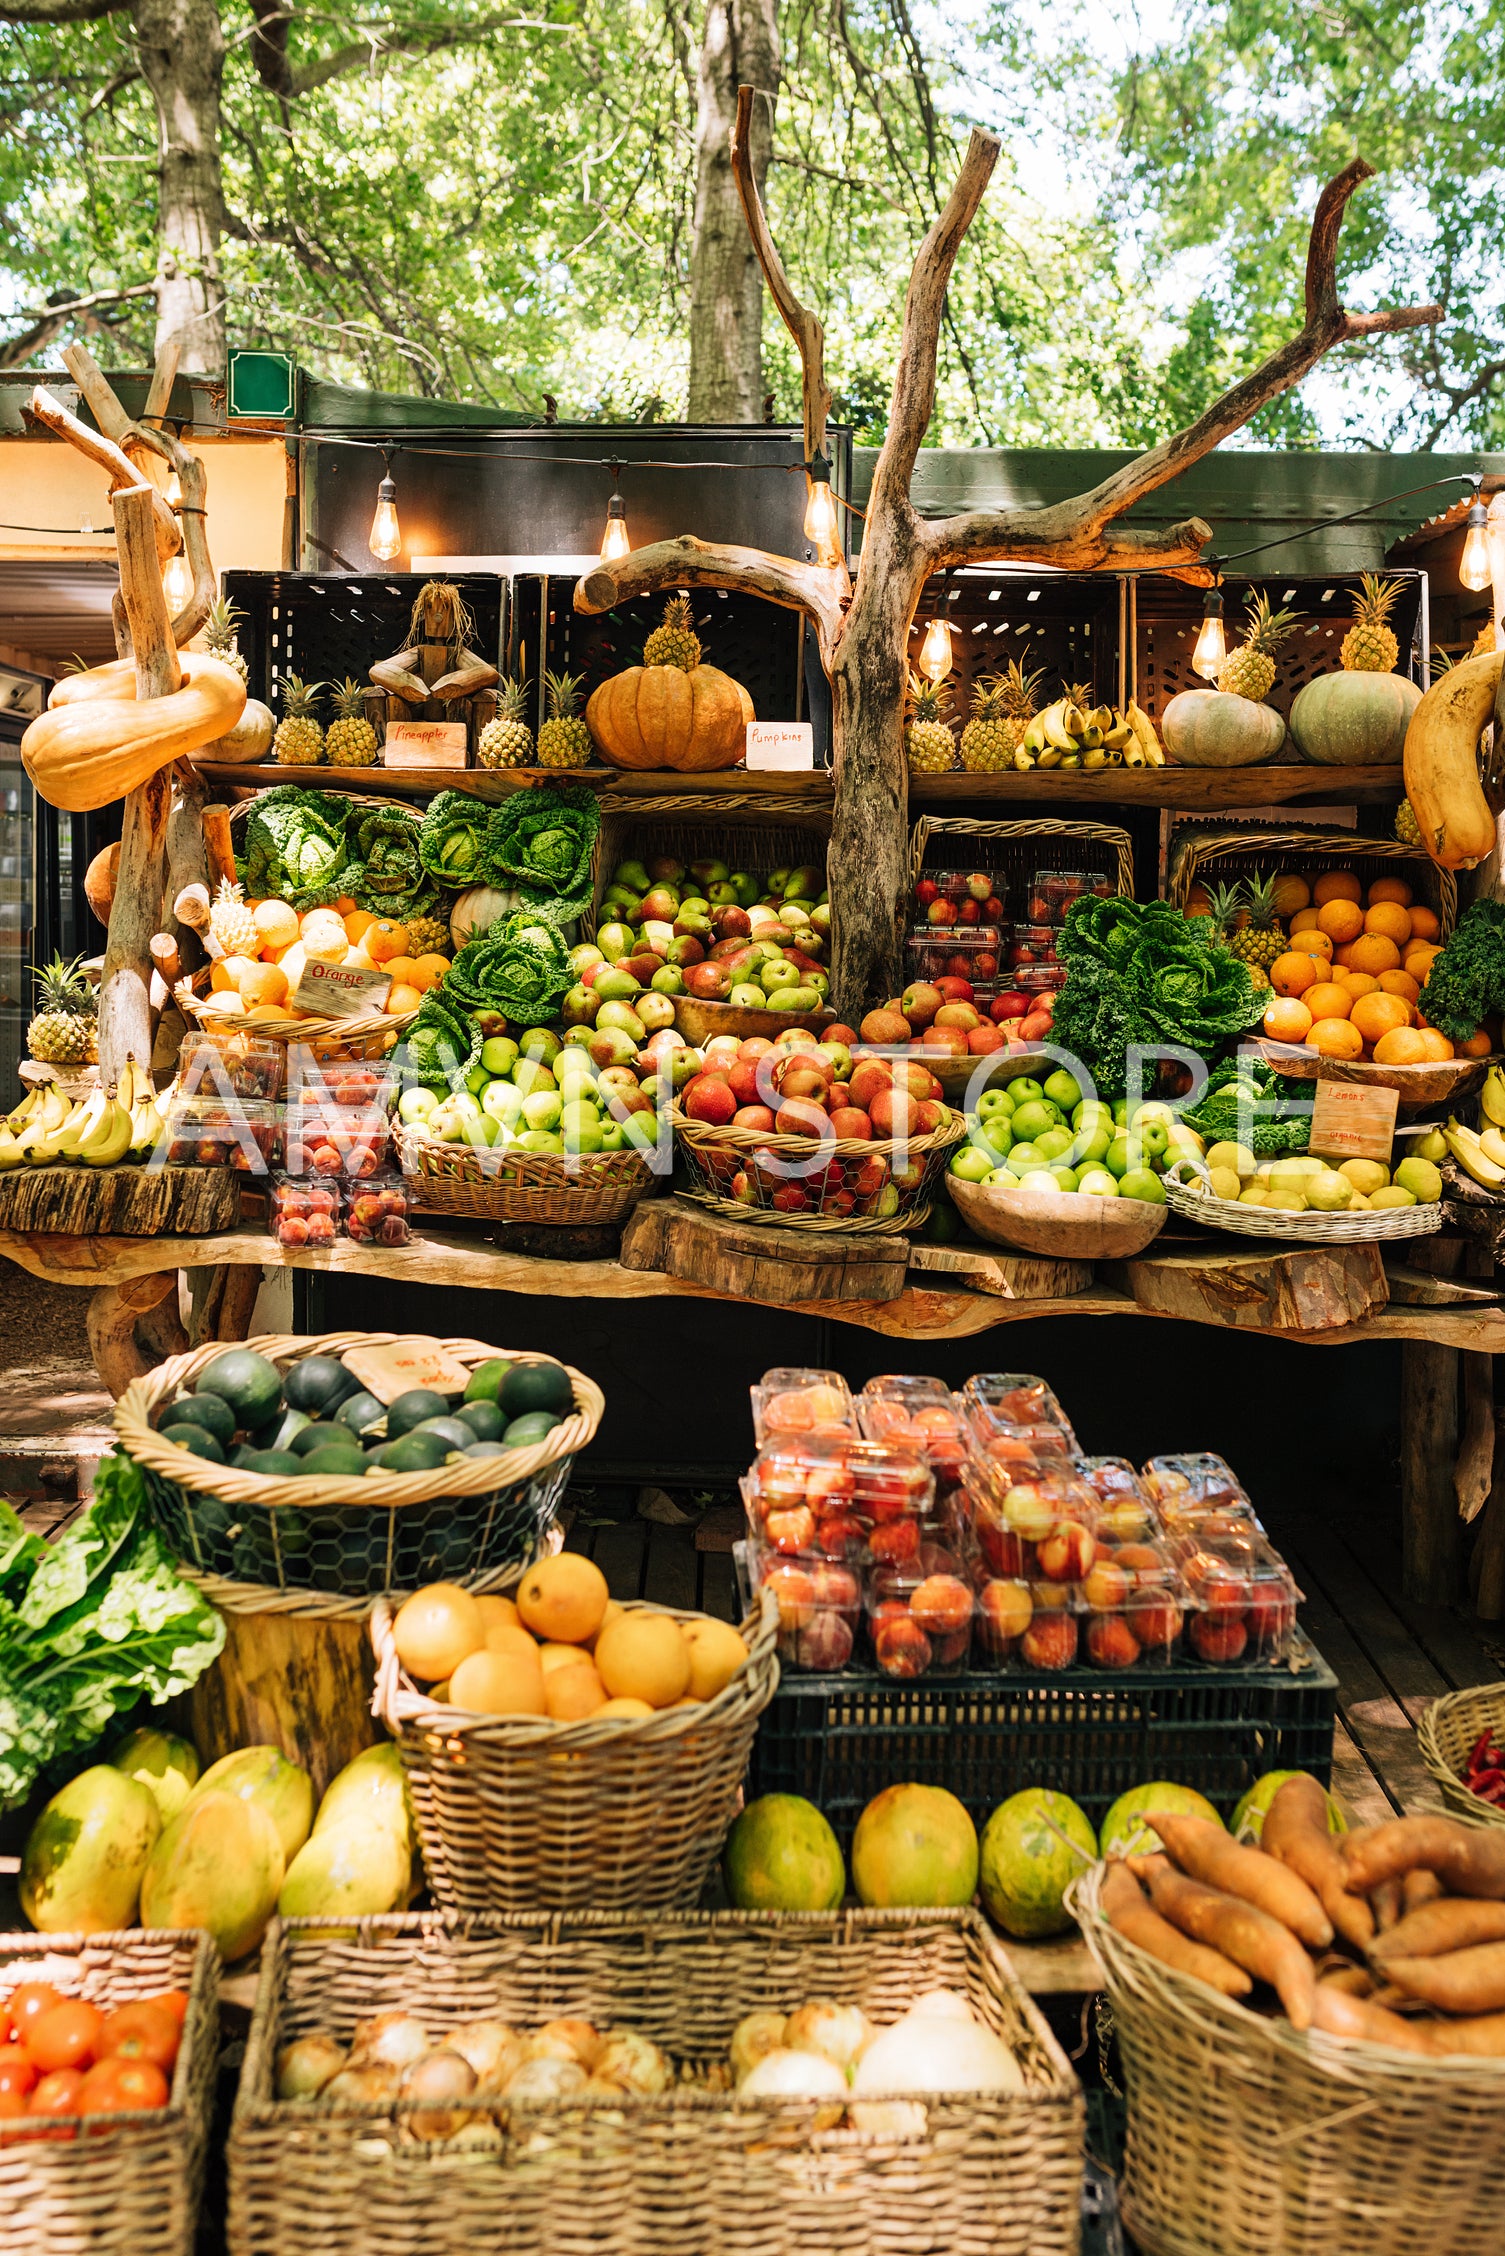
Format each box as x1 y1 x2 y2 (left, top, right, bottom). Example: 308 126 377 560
926 898 958 928
847 1061 891 1113
901 982 943 1028
683 1074 738 1126
772 1056 831 1102
957 898 981 926
828 1106 873 1140
811 1561 861 1612
914 878 940 908
868 1086 917 1138
733 1105 777 1131
933 976 975 1002
920 1027 969 1057
775 1097 832 1139
934 1001 981 1032
892 1059 942 1103
983 896 1005 923
991 992 1030 1022
771 1183 810 1213
684 962 731 1001
1019 1011 1053 1042
973 952 999 980
967 1024 1005 1054
825 1022 860 1048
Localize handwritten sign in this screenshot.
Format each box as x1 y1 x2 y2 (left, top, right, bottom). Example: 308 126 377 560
291 957 393 1020
746 721 814 771
342 1337 473 1404
383 719 468 769
1308 1078 1399 1164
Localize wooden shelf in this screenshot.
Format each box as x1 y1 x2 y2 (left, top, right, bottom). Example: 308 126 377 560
907 766 1406 809
189 761 837 805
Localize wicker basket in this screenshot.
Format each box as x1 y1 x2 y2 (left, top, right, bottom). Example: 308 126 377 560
1418 1683 1505 1831
909 813 1136 908
114 1330 602 1595
175 984 413 1061
671 1100 965 1231
372 1592 779 1912
394 1119 657 1223
1162 1161 1444 1244
1070 1860 1505 2256
0 1927 218 2256
585 791 831 942
1167 824 1458 935
228 1906 1083 2256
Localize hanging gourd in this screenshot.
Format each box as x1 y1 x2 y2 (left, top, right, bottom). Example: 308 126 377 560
586 597 754 772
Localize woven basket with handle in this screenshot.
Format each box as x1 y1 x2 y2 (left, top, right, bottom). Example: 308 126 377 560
671 1100 965 1232
229 1906 1082 2256
1070 1861 1505 2256
393 1119 656 1223
1167 823 1458 934
0 1928 218 2256
908 812 1135 903
1418 1683 1505 1831
114 1330 602 1596
372 1591 779 1913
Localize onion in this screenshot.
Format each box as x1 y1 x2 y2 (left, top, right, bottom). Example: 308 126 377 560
781 2001 874 2075
503 2055 588 2104
450 885 524 948
400 2049 478 2141
443 2018 526 2090
736 2047 848 2129
527 2018 602 2070
849 2013 1023 2137
350 2010 431 2071
592 2030 671 2096
904 1989 973 2024
446 2118 504 2153
324 2064 401 2109
276 2034 348 2100
729 2009 787 2084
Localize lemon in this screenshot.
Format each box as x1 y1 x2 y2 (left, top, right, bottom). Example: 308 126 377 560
1266 1189 1309 1212
1305 1171 1353 1212
1394 1156 1443 1204
1207 1166 1243 1202
1207 1140 1256 1181
1339 1158 1389 1195
1370 1185 1417 1209
1238 1187 1272 1206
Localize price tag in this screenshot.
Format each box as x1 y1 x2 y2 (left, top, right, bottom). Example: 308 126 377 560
291 957 393 1019
383 720 469 769
1308 1078 1399 1163
746 721 813 770
342 1337 473 1404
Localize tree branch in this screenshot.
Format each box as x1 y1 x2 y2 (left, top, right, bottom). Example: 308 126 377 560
0 0 124 21
574 535 848 666
731 80 831 462
287 13 543 95
27 385 180 563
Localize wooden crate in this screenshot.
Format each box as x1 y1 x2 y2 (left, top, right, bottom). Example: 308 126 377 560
1166 824 1456 935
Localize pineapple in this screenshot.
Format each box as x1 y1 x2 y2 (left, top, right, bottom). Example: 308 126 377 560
273 673 325 765
208 876 260 960
1341 574 1402 672
202 597 249 683
325 678 379 767
642 595 702 672
962 665 1041 771
26 954 97 1066
1473 616 1501 656
1216 593 1298 703
904 672 956 774
477 677 535 769
405 914 451 960
1202 879 1246 949
1395 799 1422 848
1226 872 1286 972
536 671 593 768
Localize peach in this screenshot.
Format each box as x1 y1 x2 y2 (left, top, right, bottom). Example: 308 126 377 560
1038 1522 1096 1582
1085 1615 1141 1669
1021 1613 1078 1670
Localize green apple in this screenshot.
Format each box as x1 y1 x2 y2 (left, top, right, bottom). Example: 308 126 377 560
563 1120 605 1154
463 1062 490 1096
950 1144 996 1184
1119 1167 1167 1205
977 1089 1015 1121
598 1120 627 1151
1034 1126 1073 1162
481 1081 524 1126
620 1111 661 1151
1072 1126 1112 1166
1072 1097 1113 1131
1010 1099 1059 1143
480 1036 520 1076
1047 1164 1079 1191
398 1086 439 1125
1011 1147 1054 1176
728 982 766 1008
1104 1135 1142 1179
1112 1098 1131 1127
1009 1079 1045 1107
1136 1119 1170 1159
1076 1167 1118 1197
521 1089 563 1132
1130 1101 1177 1128
1043 1069 1081 1112
559 1097 602 1137
807 972 830 999
518 1128 565 1154
984 1166 1021 1188
980 1121 1014 1159
761 959 799 994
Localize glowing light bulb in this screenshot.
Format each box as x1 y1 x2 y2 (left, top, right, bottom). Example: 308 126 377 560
369 475 402 562
600 493 630 562
1192 591 1227 681
919 614 954 682
165 468 183 510
802 464 841 565
1461 500 1493 592
162 548 194 613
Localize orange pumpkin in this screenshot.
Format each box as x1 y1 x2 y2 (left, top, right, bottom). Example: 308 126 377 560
586 662 753 772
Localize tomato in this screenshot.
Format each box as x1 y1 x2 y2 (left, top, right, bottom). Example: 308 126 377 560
27 2067 84 2138
98 2003 179 2073
80 2058 168 2114
5 1983 61 2044
149 1990 190 2029
0 2045 36 2097
26 2000 105 2075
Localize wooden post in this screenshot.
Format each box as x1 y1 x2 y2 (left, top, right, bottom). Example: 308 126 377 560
1472 1415 1505 1622
1402 1346 1462 1603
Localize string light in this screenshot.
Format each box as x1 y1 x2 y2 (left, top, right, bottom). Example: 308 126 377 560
599 461 630 561
1461 497 1493 592
802 457 841 566
369 451 402 562
1192 588 1227 680
162 548 194 612
918 613 954 682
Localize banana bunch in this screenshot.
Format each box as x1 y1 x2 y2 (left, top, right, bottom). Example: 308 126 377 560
1015 697 1166 773
0 1064 166 1171
1443 1116 1505 1190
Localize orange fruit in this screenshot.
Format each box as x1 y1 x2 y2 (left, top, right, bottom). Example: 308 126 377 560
1303 982 1351 1022
596 1697 654 1719
1349 932 1402 976
1372 1027 1428 1065
393 1583 485 1680
682 1617 749 1700
381 955 419 989
343 909 376 944
1407 905 1441 942
484 1623 543 1663
1270 951 1318 997
1366 875 1413 908
1314 870 1363 906
1271 874 1311 918
412 954 450 990
1289 906 1323 935
449 1648 547 1716
209 959 237 992
1379 969 1421 1004
516 1553 610 1645
236 961 289 1009
365 919 410 965
1336 971 1380 998
475 1594 520 1635
386 983 422 1015
1308 1017 1363 1060
253 899 299 952
1350 993 1411 1045
545 1664 608 1721
1317 898 1364 944
594 1614 692 1708
1416 1028 1455 1061
1364 901 1413 946
1291 928 1334 961
1263 997 1313 1043
1460 1028 1493 1058
333 896 358 916
1404 947 1441 983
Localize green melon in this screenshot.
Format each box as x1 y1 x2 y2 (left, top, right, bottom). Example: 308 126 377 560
463 1358 511 1405
109 1726 201 1822
163 1425 226 1463
498 1361 573 1421
283 1355 361 1417
386 1388 451 1439
197 1347 282 1428
456 1400 506 1442
851 1784 978 1908
980 1789 1097 1938
188 1745 313 1864
165 1393 235 1447
21 1764 161 1933
723 1794 845 1911
1099 1782 1225 1860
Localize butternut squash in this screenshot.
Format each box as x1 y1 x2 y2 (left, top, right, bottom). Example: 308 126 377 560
1402 650 1502 870
22 653 246 813
587 662 753 772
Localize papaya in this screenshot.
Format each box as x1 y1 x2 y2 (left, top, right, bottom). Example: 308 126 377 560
109 1726 201 1822
140 1791 284 1961
187 1746 314 1864
21 1765 161 1934
312 1743 412 1849
1402 651 1504 871
277 1824 411 1922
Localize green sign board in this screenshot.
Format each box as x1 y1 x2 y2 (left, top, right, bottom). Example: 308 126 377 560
227 350 299 422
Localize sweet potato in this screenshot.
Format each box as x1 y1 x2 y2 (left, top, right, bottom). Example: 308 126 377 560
1371 1897 1505 1962
1315 1961 1374 1998
1149 1812 1333 1951
1381 1943 1505 2014
1370 1876 1404 1933
1102 1860 1254 1999
1421 2010 1505 2059
1263 1775 1374 1952
1402 1868 1445 1913
1342 1815 1505 1901
1144 1861 1317 2029
1312 1982 1435 2056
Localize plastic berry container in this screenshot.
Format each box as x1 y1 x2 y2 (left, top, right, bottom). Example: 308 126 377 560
917 867 1002 908
178 1029 284 1102
268 1173 341 1249
857 1377 968 1493
290 1062 396 1114
970 1466 1102 1582
971 1574 1085 1673
1005 925 1061 971
1075 1456 1158 1544
286 1107 391 1178
1142 1452 1260 1537
1028 871 1092 926
163 1096 279 1172
748 1542 862 1673
962 1372 1076 1440
1175 1531 1301 1665
904 927 1002 988
344 1174 412 1245
1081 1539 1189 1669
750 1367 856 1446
866 1566 975 1678
742 1434 936 1563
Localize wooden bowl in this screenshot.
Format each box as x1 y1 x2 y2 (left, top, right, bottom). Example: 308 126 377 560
921 1047 1054 1102
948 1175 1168 1259
1255 1040 1493 1110
672 997 835 1048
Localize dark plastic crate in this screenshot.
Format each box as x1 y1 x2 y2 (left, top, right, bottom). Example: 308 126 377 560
222 570 505 709
747 1632 1337 1849
1134 569 1424 728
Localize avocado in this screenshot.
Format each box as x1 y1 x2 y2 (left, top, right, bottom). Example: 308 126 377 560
297 1447 369 1480
337 1390 386 1437
197 1347 283 1429
386 1388 452 1439
456 1399 506 1443
410 1416 480 1453
161 1424 226 1464
463 1358 511 1405
371 1430 451 1474
242 1448 305 1478
284 1355 361 1417
163 1393 235 1447
502 1410 563 1449
289 1422 348 1457
248 1406 311 1455
498 1360 573 1422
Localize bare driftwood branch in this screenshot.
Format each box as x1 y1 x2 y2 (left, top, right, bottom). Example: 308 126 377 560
731 81 832 464
27 386 180 563
62 341 215 641
576 535 849 664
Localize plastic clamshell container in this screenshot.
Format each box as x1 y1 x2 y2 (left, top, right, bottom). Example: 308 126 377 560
163 1096 279 1172
867 1562 976 1677
1142 1452 1261 1537
1076 1455 1158 1539
856 1377 968 1490
970 1574 1087 1672
289 1061 397 1113
284 1107 392 1178
343 1173 413 1245
1026 870 1096 925
178 1028 284 1101
962 1372 1077 1442
1013 964 1067 994
969 1465 1102 1582
1005 925 1061 970
1173 1529 1301 1665
747 1541 862 1672
749 1367 856 1447
918 867 1003 906
742 1434 936 1560
268 1171 341 1247
1080 1538 1190 1669
904 927 1003 985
